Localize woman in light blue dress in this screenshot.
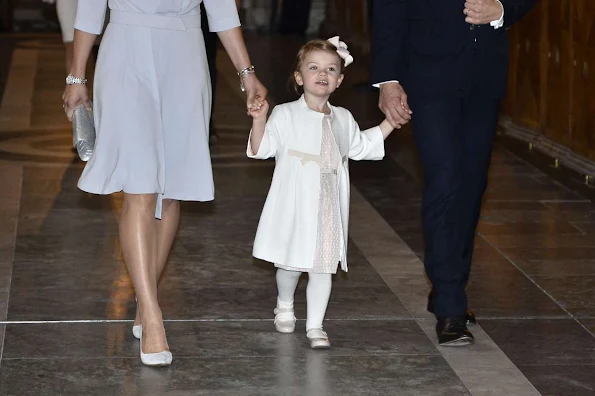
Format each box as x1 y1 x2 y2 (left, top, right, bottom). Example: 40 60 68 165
62 0 267 366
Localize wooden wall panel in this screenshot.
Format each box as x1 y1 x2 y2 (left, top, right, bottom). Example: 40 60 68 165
502 25 520 117
509 4 543 131
570 1 595 160
544 0 572 147
503 0 595 162
322 0 371 53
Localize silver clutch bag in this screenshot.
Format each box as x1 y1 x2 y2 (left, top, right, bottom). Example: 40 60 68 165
72 102 95 162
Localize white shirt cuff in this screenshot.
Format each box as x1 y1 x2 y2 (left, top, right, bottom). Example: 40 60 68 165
490 0 504 29
372 80 400 88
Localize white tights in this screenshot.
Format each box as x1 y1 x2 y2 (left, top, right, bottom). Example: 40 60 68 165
276 268 332 331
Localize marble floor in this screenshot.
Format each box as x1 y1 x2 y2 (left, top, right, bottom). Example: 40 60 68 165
0 32 593 395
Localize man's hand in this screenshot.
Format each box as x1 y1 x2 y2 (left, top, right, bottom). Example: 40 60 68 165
378 82 412 129
464 0 503 25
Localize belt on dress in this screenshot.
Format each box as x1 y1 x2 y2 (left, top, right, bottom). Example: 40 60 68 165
320 169 337 175
110 10 201 31
288 149 347 167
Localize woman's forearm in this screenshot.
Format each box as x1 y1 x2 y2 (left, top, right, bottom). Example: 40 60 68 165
217 27 252 72
69 29 97 78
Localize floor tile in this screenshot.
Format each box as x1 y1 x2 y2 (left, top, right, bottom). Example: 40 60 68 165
467 269 566 318
0 358 136 396
578 319 595 335
2 321 437 360
6 280 409 321
532 276 595 316
484 175 582 201
517 364 595 396
477 219 582 236
480 320 595 365
569 221 595 234
479 201 557 223
482 234 595 249
498 246 595 276
130 355 471 396
542 202 595 222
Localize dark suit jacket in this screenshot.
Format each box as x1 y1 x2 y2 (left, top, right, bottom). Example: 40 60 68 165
370 0 537 100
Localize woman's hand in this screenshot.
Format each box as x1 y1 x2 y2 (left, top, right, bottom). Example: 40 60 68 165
62 84 91 121
242 73 267 115
248 99 269 120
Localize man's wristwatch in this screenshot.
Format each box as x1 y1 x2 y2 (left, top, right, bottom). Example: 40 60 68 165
66 74 88 85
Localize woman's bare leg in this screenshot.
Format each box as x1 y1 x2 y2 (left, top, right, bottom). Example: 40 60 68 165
120 193 168 353
134 199 180 327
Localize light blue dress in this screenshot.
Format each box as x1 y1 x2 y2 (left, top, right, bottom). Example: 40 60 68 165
74 0 240 217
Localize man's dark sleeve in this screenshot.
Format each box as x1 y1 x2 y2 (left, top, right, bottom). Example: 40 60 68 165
370 0 409 86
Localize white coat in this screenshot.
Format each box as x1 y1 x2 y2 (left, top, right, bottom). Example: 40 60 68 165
247 95 385 272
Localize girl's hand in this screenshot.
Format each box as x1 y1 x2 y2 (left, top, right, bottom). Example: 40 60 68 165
249 99 269 120
62 84 91 121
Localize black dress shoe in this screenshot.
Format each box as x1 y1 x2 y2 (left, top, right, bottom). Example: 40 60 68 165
436 316 474 346
465 308 476 325
427 298 477 326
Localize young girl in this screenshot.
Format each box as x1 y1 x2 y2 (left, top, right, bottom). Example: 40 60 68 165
247 37 393 349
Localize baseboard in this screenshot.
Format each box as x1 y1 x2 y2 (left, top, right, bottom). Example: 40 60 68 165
498 116 595 201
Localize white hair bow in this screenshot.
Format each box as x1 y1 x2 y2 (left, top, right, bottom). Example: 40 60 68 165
327 36 354 67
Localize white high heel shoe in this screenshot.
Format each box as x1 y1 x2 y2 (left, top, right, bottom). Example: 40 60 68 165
133 297 141 339
132 325 142 340
139 326 173 366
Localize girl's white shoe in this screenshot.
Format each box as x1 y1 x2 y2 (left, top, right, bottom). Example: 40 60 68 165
139 326 173 366
307 328 331 349
274 306 296 333
132 325 142 340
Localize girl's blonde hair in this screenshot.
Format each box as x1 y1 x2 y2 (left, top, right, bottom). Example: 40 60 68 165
289 39 345 95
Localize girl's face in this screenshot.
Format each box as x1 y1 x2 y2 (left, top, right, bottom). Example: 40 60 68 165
294 50 344 98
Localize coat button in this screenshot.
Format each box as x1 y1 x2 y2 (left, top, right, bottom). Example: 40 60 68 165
470 25 475 30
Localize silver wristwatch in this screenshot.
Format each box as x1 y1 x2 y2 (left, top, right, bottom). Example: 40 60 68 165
66 74 88 85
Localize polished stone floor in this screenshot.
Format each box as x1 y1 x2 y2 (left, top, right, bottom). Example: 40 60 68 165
0 32 593 395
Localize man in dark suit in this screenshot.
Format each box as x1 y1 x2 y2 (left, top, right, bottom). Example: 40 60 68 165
371 0 536 346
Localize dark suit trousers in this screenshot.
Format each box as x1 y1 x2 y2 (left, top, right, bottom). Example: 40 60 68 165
410 95 500 318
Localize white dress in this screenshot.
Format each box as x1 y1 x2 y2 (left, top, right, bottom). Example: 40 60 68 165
276 114 343 274
74 0 240 218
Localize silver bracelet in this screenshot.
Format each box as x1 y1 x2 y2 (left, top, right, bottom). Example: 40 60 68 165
66 74 88 85
237 66 255 92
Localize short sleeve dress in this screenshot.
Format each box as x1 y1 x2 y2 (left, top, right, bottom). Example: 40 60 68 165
74 0 240 218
